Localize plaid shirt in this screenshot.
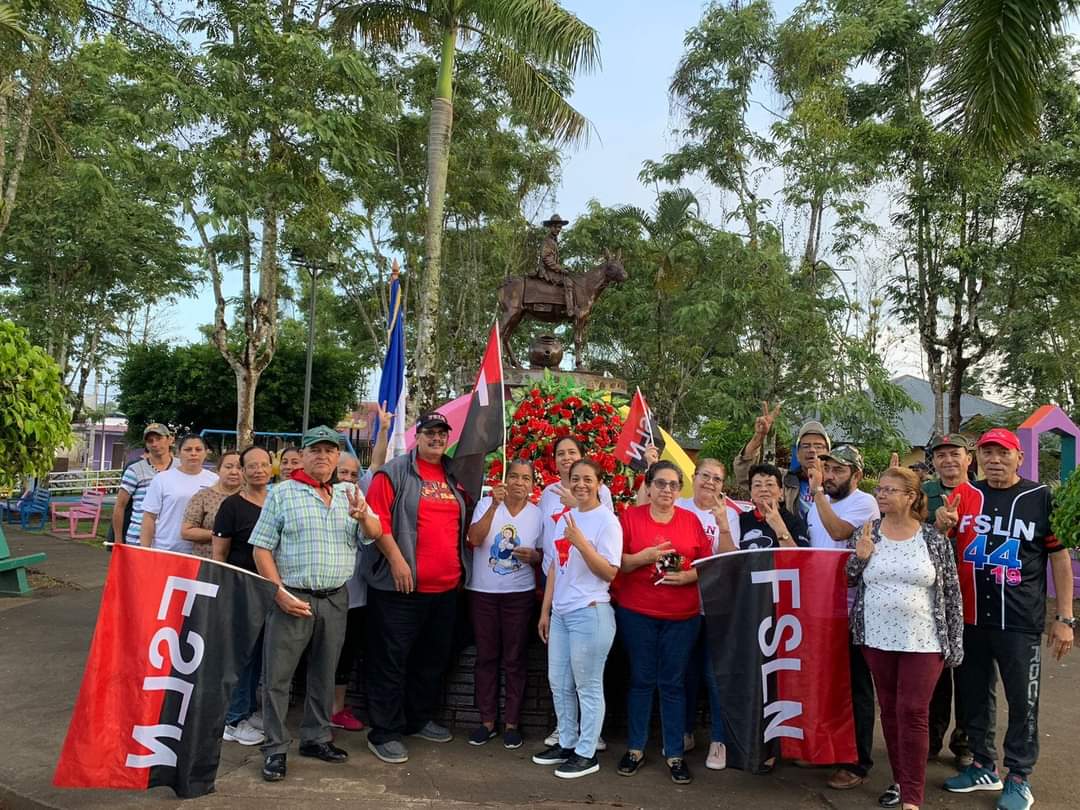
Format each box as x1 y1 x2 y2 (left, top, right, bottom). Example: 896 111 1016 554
249 479 370 590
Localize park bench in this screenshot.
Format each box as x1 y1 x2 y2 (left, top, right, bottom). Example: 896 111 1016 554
50 488 106 540
0 529 47 596
3 489 52 531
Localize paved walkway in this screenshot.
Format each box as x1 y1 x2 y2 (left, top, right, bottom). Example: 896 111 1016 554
1 527 1077 809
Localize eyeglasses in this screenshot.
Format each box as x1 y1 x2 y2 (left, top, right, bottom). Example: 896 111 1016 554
873 486 908 496
798 442 829 452
696 473 725 484
420 428 448 438
651 480 682 491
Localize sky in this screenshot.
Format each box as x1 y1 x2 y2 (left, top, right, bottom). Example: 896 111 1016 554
157 0 930 391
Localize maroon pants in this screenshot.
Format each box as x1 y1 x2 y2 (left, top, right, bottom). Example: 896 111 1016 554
470 590 535 726
862 647 945 807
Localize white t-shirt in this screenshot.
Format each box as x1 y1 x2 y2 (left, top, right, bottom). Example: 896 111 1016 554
538 481 614 546
544 506 622 615
863 530 941 653
807 489 879 548
142 468 220 554
676 497 742 553
467 498 542 594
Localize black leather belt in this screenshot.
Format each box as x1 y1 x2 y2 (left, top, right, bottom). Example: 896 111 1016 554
291 585 344 599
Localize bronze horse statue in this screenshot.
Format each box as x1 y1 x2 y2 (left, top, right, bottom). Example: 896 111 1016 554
498 249 626 368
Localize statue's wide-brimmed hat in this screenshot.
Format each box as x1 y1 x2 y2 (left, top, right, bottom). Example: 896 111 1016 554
542 213 570 227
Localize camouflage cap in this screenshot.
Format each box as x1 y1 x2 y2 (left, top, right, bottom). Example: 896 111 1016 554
929 432 973 452
819 444 864 471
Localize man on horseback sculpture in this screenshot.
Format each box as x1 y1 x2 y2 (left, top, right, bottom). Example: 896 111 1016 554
532 213 574 316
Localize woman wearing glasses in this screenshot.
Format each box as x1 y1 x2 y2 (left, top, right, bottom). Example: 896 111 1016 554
612 461 711 785
847 466 963 810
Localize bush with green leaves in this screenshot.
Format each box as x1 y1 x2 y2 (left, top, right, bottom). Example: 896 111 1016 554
1051 468 1080 550
0 320 71 484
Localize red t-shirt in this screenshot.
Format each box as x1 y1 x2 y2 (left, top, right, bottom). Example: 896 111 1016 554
613 504 709 621
365 459 462 593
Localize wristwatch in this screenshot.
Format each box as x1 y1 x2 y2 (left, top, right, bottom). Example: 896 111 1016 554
1056 615 1077 629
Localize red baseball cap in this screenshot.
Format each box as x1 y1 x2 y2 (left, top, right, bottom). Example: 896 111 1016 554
975 428 1021 452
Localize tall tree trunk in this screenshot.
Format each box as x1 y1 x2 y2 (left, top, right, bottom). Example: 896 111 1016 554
413 24 457 416
235 368 260 449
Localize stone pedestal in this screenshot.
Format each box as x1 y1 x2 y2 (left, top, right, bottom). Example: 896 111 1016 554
504 367 627 396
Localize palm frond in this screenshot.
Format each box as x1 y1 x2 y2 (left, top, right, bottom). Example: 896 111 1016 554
332 0 436 47
0 3 35 45
485 41 593 146
935 0 1080 158
468 0 600 74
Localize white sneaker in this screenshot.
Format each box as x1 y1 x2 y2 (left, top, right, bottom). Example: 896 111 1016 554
544 728 560 747
223 718 265 746
597 736 607 752
246 712 264 732
706 741 727 771
683 732 696 753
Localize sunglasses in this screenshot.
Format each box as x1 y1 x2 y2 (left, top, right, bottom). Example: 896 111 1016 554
650 479 682 491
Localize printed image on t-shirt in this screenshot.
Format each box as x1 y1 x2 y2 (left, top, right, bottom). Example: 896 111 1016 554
421 480 457 501
489 523 524 575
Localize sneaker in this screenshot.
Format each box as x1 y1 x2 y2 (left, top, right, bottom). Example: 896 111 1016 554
544 728 560 747
878 783 900 808
683 732 696 753
330 709 364 731
368 738 409 764
668 757 692 785
996 775 1034 810
617 751 645 776
223 719 265 746
411 720 453 743
503 728 524 750
468 725 498 746
262 753 286 781
944 763 1003 793
596 736 608 752
247 712 264 732
532 744 572 766
705 741 727 771
555 753 600 779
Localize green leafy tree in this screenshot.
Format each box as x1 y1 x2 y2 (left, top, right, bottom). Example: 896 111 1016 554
333 0 599 413
0 319 70 484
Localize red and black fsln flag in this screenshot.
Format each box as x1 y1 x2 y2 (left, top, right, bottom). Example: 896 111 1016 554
54 544 276 798
449 323 505 505
695 548 857 772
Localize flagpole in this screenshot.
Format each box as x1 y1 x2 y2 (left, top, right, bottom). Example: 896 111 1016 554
497 320 507 483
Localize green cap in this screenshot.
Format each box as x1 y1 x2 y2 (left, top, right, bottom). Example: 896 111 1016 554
929 432 973 452
301 425 344 449
819 444 864 471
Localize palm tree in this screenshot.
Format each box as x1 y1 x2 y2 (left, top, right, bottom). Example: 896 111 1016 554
936 0 1080 158
333 0 599 410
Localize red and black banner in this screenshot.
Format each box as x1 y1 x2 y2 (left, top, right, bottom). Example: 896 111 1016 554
695 548 856 772
449 322 505 505
54 544 276 798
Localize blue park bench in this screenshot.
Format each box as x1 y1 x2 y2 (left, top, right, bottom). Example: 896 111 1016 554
0 528 47 596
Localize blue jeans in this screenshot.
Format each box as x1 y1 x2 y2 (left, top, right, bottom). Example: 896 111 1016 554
617 606 701 757
684 623 727 743
225 632 263 726
549 603 616 758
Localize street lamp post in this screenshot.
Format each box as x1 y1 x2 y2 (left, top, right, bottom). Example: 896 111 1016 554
290 248 338 435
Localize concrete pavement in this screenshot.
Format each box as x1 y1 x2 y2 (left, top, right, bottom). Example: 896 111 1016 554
1 528 1077 809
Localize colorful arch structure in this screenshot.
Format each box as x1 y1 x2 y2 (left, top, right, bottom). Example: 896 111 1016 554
1017 405 1079 483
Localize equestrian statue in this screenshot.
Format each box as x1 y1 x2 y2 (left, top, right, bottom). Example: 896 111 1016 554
498 213 627 368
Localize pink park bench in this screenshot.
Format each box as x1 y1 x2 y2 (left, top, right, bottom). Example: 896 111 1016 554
50 489 106 540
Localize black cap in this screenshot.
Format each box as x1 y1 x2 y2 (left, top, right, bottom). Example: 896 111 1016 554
416 411 451 432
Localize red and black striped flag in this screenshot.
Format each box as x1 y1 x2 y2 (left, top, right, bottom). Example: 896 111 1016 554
613 388 664 472
694 548 857 772
54 544 276 798
449 323 505 505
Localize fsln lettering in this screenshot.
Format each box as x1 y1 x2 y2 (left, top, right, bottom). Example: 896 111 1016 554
157 576 219 620
751 568 801 608
957 514 1036 543
753 568 804 744
126 724 181 768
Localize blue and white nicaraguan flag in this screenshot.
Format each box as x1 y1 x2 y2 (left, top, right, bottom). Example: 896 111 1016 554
376 260 408 460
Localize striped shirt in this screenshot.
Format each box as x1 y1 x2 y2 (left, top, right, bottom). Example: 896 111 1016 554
249 479 374 590
120 456 180 544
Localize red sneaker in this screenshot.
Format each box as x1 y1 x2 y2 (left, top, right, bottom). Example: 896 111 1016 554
330 709 364 731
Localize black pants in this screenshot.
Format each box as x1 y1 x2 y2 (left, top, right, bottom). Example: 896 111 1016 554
956 624 1042 777
840 638 876 776
335 606 366 686
365 587 458 745
928 667 970 757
